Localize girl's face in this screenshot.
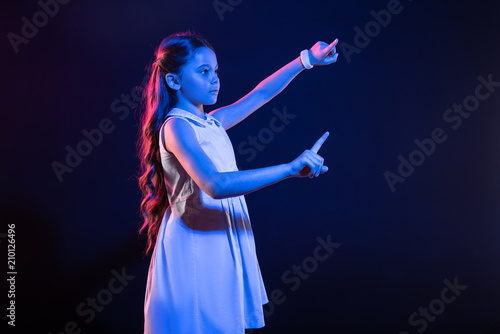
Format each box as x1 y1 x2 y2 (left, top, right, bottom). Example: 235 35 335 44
177 47 220 107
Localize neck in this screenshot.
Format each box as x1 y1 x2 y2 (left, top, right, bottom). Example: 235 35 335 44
174 95 205 119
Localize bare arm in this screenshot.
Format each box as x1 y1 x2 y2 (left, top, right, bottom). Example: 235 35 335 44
209 56 305 131
255 56 305 101
210 38 339 131
164 118 292 199
209 39 338 130
212 163 291 199
255 39 339 102
215 129 332 198
164 118 329 200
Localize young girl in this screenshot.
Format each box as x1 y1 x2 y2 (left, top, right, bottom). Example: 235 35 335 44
138 30 338 334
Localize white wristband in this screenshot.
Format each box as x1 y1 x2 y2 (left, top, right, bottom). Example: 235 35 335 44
300 49 313 69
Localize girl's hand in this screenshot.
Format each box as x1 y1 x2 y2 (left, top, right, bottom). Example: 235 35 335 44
287 131 330 179
308 38 339 66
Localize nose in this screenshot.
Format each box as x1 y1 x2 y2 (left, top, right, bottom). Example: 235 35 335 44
211 73 219 84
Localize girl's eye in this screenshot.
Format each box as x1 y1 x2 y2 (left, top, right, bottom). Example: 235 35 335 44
201 68 219 75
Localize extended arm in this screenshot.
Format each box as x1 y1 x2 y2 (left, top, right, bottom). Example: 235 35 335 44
212 163 291 199
255 56 305 101
164 118 292 199
213 129 331 197
164 118 329 200
255 39 338 102
209 56 305 131
210 38 339 131
255 38 339 101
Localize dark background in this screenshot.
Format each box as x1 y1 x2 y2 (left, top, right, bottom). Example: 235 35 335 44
1 0 500 333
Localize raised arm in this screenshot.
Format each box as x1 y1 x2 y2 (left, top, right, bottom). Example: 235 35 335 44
208 56 305 131
209 38 339 131
256 38 339 101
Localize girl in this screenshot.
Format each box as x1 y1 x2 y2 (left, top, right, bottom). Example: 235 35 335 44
138 30 338 334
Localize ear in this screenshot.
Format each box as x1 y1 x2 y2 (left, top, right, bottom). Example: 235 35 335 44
165 73 180 90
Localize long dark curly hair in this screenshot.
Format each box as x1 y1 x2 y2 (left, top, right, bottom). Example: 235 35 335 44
137 30 215 256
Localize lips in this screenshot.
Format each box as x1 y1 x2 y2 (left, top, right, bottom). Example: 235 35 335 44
210 89 219 93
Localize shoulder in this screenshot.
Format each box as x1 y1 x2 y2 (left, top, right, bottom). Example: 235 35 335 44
162 117 199 154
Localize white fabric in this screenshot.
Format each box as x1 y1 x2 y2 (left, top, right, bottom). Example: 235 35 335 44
144 107 268 334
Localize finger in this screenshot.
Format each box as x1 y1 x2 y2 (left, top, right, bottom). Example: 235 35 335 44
325 53 339 64
308 154 322 176
311 131 330 154
304 155 322 178
324 38 338 54
325 47 335 57
320 165 329 173
312 156 323 177
315 164 321 177
305 155 322 178
316 158 324 177
310 162 321 178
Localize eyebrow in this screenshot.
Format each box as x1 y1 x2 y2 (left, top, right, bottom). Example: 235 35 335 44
196 64 219 69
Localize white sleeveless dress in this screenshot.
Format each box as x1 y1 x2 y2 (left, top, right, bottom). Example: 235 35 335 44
143 107 268 334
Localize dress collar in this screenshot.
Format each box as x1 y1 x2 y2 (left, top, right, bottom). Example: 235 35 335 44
166 108 221 128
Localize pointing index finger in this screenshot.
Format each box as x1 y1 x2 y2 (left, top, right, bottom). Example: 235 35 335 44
324 38 338 56
327 38 338 50
311 131 330 154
